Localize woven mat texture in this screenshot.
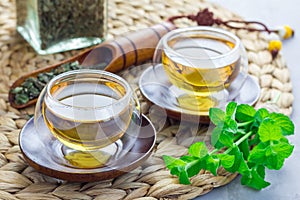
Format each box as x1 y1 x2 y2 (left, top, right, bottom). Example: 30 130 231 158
0 0 293 199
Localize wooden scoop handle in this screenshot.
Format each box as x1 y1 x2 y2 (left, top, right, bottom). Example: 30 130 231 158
9 21 176 109
79 21 176 72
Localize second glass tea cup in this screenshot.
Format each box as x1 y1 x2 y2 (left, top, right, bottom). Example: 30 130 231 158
153 26 248 114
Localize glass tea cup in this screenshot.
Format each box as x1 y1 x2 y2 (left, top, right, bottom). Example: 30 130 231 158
153 26 248 115
34 69 141 169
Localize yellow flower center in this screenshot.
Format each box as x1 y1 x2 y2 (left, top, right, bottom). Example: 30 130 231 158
283 25 293 39
268 40 282 51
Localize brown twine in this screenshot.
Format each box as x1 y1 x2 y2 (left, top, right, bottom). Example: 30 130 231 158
168 8 275 34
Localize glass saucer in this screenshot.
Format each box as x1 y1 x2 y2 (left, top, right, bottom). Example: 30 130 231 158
139 64 260 123
19 114 156 182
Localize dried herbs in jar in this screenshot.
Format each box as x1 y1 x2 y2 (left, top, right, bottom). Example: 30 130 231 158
16 0 107 55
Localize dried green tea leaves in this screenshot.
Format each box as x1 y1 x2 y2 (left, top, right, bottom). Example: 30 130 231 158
11 61 81 105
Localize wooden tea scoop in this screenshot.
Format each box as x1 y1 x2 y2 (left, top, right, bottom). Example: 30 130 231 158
9 22 176 109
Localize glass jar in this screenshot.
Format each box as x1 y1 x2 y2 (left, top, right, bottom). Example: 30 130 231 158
16 0 107 55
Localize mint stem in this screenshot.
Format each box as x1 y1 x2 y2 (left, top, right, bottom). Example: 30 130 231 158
235 131 253 146
210 131 253 155
185 159 200 170
237 120 253 127
233 134 242 141
209 148 220 155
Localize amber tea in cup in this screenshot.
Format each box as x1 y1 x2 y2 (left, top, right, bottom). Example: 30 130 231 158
34 70 141 168
153 27 248 113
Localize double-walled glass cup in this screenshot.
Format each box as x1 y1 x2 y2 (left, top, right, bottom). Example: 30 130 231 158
34 69 141 168
153 26 248 115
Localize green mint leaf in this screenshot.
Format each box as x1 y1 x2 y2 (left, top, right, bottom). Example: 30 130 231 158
226 102 237 117
256 165 266 179
238 159 250 175
238 139 250 160
179 170 191 184
209 108 225 125
248 143 267 165
269 113 295 136
252 108 270 130
254 108 269 123
170 166 183 176
211 121 235 148
241 168 270 190
225 145 243 173
279 137 289 144
272 142 294 159
186 159 205 178
265 142 294 170
205 156 220 176
265 147 283 170
217 154 235 169
258 119 283 142
219 131 234 147
224 119 238 134
211 125 225 149
180 155 196 162
163 155 186 170
188 142 208 158
249 133 260 146
235 104 256 122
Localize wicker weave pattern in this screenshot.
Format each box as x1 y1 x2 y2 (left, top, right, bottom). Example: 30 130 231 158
0 0 293 199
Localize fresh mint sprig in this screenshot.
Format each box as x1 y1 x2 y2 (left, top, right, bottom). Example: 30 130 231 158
163 102 294 190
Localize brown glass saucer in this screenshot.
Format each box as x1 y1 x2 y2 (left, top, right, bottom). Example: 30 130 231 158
19 114 156 182
139 65 260 123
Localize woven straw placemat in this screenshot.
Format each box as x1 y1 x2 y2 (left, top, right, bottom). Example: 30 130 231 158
0 0 293 199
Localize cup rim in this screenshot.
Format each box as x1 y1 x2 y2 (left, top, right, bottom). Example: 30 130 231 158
161 26 241 61
46 69 132 110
